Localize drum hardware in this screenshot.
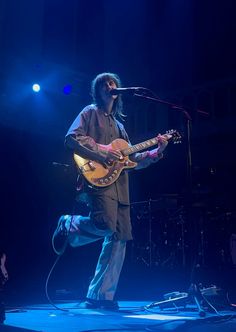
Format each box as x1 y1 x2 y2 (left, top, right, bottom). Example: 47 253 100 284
130 197 186 268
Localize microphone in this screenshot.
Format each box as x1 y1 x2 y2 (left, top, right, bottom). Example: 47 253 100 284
110 87 146 95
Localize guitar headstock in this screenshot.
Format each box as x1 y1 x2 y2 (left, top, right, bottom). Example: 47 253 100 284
165 129 182 144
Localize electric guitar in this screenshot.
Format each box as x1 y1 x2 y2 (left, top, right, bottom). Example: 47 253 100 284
74 130 181 188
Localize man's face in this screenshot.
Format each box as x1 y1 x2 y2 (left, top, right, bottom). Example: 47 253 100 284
99 79 118 104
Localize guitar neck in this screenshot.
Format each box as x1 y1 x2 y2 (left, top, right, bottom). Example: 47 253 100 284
122 137 159 156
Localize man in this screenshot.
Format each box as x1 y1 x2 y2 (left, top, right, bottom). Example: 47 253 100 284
54 72 168 310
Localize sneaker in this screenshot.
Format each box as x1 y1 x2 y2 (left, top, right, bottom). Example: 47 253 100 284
99 300 119 311
52 215 70 255
77 300 99 309
77 298 119 311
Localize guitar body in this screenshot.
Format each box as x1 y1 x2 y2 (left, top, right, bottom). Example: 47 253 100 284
73 130 181 188
74 138 137 187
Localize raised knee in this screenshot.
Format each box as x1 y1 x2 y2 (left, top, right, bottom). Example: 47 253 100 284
92 213 114 231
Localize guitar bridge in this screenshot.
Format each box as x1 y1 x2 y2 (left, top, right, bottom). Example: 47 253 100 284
80 161 96 173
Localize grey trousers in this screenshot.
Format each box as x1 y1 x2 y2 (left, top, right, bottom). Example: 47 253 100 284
65 215 127 301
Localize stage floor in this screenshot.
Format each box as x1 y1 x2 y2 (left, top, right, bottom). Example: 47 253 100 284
3 300 236 332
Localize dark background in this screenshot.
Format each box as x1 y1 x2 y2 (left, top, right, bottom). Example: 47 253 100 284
0 0 236 304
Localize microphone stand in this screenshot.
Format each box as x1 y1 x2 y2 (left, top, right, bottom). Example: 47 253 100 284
132 89 211 316
133 90 209 199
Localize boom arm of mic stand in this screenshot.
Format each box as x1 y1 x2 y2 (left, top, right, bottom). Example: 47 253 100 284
133 90 209 117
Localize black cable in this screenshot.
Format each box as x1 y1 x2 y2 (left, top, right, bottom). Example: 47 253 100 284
45 253 69 312
45 192 78 311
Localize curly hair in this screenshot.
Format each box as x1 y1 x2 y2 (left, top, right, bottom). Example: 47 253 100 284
91 72 125 120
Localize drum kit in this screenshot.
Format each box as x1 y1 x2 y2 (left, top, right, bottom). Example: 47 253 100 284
130 195 235 270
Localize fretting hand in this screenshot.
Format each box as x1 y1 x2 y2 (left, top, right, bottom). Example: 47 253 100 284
157 133 168 153
147 134 168 160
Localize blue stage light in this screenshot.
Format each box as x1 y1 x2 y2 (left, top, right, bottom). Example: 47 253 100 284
32 84 41 92
63 84 72 95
